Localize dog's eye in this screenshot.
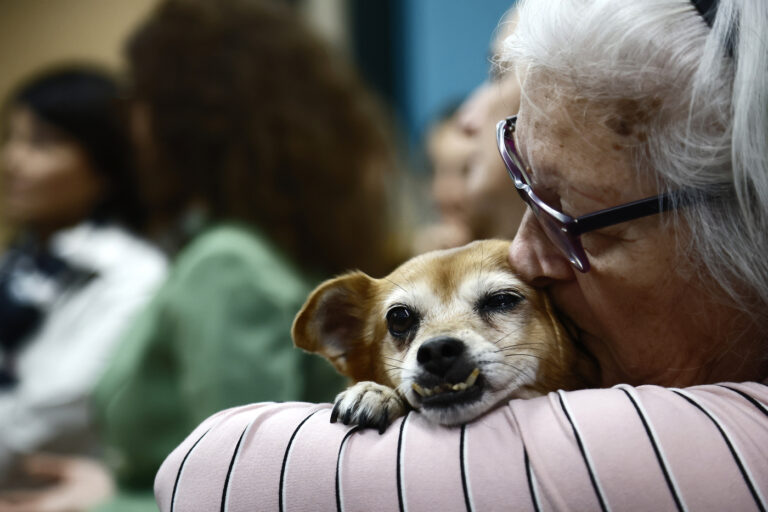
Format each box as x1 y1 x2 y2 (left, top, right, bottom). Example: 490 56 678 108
386 306 417 337
477 291 523 313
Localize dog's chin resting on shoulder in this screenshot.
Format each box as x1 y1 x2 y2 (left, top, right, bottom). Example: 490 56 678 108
292 239 598 433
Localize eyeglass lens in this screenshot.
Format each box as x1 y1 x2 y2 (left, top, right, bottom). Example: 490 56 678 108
502 121 590 272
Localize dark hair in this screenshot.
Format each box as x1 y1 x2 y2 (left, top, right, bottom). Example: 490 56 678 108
126 0 405 277
6 66 143 229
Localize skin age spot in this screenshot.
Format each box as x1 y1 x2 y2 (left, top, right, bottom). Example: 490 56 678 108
604 97 663 138
606 117 633 137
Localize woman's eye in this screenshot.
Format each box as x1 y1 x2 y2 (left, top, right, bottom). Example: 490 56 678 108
580 226 635 256
386 306 418 337
477 291 523 314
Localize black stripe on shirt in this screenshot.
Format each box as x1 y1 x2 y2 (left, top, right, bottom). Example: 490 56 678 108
524 447 541 512
460 425 473 512
718 385 768 419
619 387 684 512
220 424 249 512
557 391 608 512
673 390 766 512
396 412 410 512
335 426 361 512
170 427 212 512
279 410 320 512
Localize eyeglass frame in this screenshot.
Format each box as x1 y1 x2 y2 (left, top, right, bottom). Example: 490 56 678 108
496 115 722 273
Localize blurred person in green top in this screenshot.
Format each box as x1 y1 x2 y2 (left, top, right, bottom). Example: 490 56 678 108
0 0 406 510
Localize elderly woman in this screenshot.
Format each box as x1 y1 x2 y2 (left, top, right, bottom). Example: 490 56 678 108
154 0 767 510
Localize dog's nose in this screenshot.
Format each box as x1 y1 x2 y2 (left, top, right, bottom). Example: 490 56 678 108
417 337 465 377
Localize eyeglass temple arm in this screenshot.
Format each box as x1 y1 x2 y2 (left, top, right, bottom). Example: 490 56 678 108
567 193 682 235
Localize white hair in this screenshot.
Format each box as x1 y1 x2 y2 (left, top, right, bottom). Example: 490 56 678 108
502 0 768 324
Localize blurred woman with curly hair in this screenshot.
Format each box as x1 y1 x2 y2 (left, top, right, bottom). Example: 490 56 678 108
124 0 403 276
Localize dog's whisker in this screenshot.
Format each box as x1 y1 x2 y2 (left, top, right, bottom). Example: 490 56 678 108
495 346 547 354
478 359 533 372
493 347 546 358
496 352 548 362
495 342 548 350
383 277 408 295
491 326 526 345
495 347 546 354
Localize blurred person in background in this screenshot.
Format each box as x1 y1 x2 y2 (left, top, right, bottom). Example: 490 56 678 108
454 78 525 241
411 102 475 253
0 0 406 510
413 11 524 254
0 67 167 486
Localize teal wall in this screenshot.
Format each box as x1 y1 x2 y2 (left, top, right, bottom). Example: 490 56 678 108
399 0 514 147
350 0 515 154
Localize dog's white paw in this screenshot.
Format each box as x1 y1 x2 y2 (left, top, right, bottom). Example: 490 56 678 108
330 381 407 433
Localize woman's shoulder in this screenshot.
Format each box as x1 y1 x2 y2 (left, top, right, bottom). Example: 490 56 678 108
172 223 310 296
155 382 768 512
178 223 275 260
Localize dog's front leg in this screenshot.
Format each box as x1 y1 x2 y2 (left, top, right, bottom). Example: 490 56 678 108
330 381 407 434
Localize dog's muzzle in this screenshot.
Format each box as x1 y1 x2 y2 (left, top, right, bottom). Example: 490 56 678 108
411 336 483 408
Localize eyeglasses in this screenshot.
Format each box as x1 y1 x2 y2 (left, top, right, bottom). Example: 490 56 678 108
496 115 719 273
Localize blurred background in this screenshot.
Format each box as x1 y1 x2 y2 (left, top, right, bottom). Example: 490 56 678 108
0 3 524 506
0 0 513 241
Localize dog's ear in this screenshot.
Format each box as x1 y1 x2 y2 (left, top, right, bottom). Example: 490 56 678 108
292 271 378 381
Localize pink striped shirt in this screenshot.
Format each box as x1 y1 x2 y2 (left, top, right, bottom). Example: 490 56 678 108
155 381 768 511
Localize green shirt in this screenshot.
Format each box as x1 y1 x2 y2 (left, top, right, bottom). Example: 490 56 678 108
92 224 344 510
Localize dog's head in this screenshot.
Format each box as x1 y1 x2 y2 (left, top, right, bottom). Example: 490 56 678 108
293 239 595 425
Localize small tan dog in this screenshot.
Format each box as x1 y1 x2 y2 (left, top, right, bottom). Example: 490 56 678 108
293 240 596 432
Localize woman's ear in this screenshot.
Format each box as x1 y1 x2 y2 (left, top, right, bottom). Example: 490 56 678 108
291 271 377 380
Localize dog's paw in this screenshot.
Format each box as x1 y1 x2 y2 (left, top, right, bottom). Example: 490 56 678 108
330 381 406 434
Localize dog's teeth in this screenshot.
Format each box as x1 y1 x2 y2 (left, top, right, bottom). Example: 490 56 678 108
452 382 467 391
465 368 480 387
414 383 435 397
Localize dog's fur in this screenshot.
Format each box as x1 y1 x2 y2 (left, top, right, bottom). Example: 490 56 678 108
293 240 596 432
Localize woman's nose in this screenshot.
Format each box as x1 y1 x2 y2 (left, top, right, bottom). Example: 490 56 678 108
509 209 575 286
